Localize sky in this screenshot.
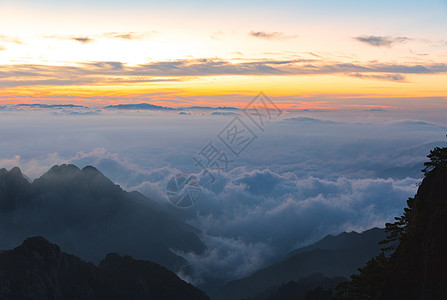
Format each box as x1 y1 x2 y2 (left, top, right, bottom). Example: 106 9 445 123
1 0 447 108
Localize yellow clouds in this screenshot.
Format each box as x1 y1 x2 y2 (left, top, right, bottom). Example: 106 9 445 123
1 52 447 107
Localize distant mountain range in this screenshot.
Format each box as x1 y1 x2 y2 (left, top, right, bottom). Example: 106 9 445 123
15 104 87 109
104 103 240 111
103 103 174 110
3 102 240 111
210 111 239 116
0 236 210 300
185 106 239 110
215 227 386 300
0 165 205 272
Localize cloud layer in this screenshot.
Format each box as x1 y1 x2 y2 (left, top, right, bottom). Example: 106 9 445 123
1 108 446 286
2 58 447 89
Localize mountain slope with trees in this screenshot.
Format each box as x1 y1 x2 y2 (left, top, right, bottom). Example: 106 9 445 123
334 146 447 300
0 236 210 300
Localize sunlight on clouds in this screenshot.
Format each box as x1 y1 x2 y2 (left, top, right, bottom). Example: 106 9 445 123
1 0 446 108
3 73 447 109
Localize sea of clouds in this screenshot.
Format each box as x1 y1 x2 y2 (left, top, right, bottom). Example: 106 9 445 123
1 105 446 286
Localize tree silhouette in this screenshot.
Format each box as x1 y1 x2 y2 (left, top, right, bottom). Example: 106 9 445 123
333 146 447 300
422 146 447 175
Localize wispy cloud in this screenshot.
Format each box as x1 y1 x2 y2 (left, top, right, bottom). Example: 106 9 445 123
210 31 224 40
90 61 124 70
249 31 297 40
354 35 410 47
1 58 447 88
0 34 22 44
44 32 155 43
103 31 157 40
347 72 406 81
0 45 6 51
44 34 95 44
72 37 94 44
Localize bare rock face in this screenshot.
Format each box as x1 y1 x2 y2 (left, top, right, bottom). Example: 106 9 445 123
0 237 210 300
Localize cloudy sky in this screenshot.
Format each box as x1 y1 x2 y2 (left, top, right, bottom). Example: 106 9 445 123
1 0 447 108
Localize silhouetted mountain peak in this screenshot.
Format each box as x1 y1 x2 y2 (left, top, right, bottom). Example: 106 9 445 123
0 166 26 182
99 252 169 277
0 163 206 273
8 166 23 176
0 166 31 211
100 252 123 267
15 236 63 266
47 164 81 175
0 237 211 300
82 165 101 174
21 236 60 252
81 165 113 183
35 164 82 187
287 227 385 258
34 164 119 196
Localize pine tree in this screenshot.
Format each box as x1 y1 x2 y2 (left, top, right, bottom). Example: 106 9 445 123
422 146 447 175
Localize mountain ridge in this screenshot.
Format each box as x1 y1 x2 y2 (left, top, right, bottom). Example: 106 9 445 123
216 227 386 300
103 103 173 110
0 236 210 300
0 164 205 272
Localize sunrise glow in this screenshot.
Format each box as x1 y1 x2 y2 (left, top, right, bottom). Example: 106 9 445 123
1 0 447 109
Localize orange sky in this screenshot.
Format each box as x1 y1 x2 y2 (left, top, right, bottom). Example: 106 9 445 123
1 0 447 109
